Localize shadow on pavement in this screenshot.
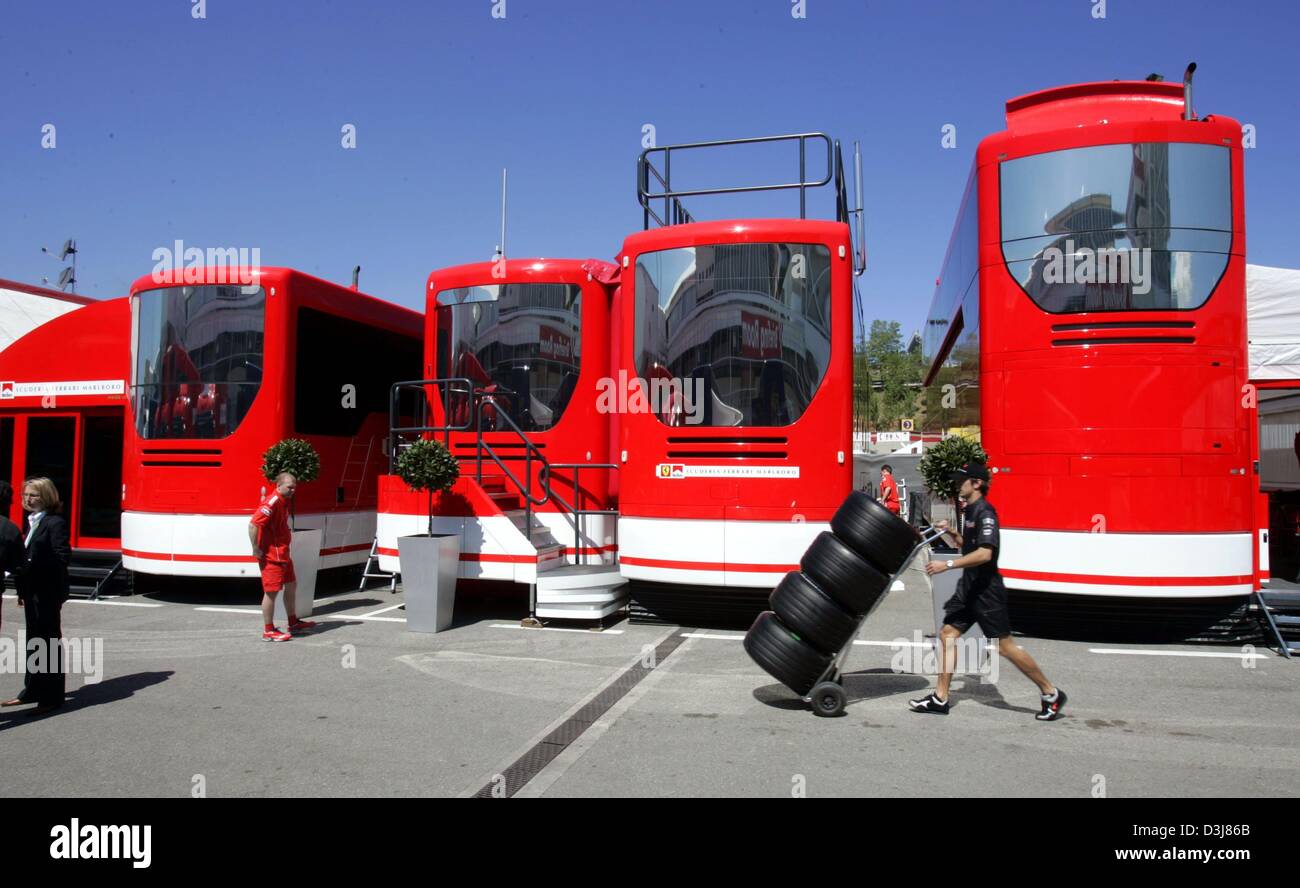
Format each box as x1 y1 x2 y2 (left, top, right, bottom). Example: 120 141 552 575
0 671 174 730
752 668 930 712
958 675 1039 714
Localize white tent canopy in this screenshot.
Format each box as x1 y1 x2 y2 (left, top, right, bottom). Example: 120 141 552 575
0 280 88 352
1247 264 1300 382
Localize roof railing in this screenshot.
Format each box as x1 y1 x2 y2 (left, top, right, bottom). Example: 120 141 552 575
637 131 865 276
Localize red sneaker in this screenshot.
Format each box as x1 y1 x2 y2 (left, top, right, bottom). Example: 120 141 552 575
288 618 318 632
262 627 292 642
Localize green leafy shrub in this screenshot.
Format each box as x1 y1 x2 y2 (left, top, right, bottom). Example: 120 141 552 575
394 439 461 534
261 438 321 484
918 435 987 508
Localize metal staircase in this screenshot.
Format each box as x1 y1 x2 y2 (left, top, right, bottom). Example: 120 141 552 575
69 549 133 600
1256 586 1300 658
389 378 627 622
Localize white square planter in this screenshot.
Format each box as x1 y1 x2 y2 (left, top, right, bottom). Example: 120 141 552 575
398 533 460 633
273 528 323 622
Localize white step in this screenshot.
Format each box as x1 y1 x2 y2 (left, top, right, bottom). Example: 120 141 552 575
534 565 628 620
535 598 626 620
535 564 628 592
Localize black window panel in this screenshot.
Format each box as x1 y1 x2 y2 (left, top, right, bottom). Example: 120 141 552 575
79 415 123 539
24 416 76 527
294 308 422 436
924 175 979 370
0 417 13 524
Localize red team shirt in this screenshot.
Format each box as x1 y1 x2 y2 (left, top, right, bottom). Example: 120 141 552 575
880 473 900 515
251 492 292 563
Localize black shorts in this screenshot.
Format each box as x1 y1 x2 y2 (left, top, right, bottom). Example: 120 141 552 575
942 581 1011 639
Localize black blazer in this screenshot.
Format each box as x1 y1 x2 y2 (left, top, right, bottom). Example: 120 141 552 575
0 518 21 622
19 513 71 605
0 518 21 576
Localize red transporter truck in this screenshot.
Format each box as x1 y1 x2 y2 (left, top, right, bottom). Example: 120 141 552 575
614 133 866 622
922 69 1259 606
377 258 626 620
121 268 423 580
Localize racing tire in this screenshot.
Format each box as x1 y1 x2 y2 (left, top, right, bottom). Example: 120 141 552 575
743 610 833 697
830 490 921 575
770 570 860 655
800 531 890 615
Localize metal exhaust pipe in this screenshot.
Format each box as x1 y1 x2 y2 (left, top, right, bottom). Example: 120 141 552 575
1183 62 1197 121
351 265 361 290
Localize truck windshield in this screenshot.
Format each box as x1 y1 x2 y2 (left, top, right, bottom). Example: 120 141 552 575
634 242 832 427
1000 142 1231 312
131 284 265 439
435 282 582 432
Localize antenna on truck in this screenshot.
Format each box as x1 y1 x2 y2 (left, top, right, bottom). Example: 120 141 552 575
494 168 508 261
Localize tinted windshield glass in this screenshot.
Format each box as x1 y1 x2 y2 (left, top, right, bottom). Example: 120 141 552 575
1000 142 1231 312
634 243 831 427
435 282 582 432
132 285 265 439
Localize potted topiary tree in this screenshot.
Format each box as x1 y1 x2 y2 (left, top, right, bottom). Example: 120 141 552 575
260 438 324 620
393 439 461 632
917 434 988 534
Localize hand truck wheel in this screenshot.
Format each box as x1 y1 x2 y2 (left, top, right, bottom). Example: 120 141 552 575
810 680 846 718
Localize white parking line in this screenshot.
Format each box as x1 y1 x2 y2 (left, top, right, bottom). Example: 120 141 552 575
489 623 625 635
66 599 164 608
1088 648 1269 660
853 639 930 648
359 603 405 618
193 606 407 624
6 593 164 607
679 632 929 648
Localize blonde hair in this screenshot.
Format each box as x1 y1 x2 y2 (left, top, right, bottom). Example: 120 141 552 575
23 477 61 513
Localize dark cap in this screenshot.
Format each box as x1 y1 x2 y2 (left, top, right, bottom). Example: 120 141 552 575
948 461 990 483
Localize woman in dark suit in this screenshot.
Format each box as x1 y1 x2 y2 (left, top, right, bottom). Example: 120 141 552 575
0 482 24 632
2 477 71 715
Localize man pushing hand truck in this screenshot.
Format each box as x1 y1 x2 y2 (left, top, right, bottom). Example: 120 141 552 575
909 462 1067 721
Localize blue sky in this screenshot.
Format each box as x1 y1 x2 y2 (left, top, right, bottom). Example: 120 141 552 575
2 0 1297 338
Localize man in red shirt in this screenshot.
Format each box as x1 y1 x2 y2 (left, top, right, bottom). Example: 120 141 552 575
879 464 901 516
248 472 316 641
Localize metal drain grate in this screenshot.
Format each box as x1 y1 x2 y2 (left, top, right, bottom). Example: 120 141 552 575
471 629 691 798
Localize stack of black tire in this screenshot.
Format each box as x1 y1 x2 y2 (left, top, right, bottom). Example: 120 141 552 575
744 491 920 700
